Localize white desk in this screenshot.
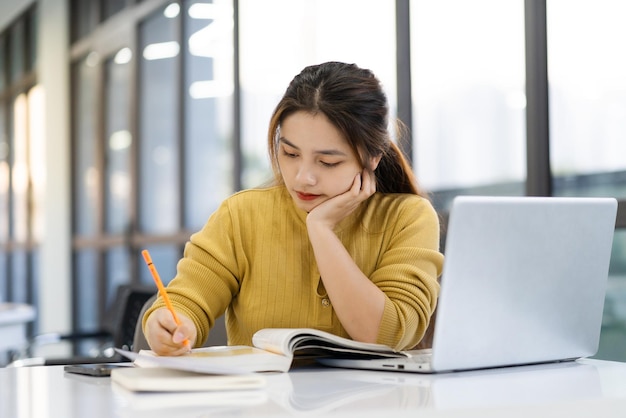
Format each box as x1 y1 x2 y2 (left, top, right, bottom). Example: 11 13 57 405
0 303 35 365
1 358 626 418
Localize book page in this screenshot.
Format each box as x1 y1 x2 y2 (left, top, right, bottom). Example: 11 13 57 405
252 328 408 359
119 346 292 374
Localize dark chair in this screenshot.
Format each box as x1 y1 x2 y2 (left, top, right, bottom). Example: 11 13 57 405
10 284 156 366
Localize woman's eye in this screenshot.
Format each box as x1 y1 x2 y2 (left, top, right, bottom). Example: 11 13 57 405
320 161 340 168
281 149 298 158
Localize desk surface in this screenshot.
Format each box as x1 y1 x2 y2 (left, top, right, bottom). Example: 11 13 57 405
1 358 626 418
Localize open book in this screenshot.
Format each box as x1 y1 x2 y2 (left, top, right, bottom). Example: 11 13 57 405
119 328 408 374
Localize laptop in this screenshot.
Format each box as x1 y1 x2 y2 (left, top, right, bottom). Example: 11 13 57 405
320 196 618 373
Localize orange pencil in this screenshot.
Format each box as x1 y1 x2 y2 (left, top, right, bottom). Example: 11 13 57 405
141 249 190 349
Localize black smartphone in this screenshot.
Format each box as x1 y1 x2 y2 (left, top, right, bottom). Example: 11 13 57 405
64 363 128 377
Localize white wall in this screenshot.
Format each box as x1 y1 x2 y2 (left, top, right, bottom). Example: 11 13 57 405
37 0 72 340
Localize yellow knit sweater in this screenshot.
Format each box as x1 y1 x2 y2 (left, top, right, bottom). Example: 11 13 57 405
143 185 443 351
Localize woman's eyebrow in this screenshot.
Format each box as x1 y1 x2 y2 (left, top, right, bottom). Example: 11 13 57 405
279 137 300 150
279 137 347 156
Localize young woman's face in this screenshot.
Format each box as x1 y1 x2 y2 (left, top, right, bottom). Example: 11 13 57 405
277 111 363 213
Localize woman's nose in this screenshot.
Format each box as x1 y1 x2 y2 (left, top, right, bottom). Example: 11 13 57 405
295 163 317 185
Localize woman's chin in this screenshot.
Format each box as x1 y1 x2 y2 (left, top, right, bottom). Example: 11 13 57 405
292 197 322 213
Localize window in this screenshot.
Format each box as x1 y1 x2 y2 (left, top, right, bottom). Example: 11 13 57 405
411 0 526 211
0 7 39 308
0 102 8 248
238 0 397 188
548 0 626 199
547 0 626 361
71 0 100 42
104 50 133 309
72 56 100 238
183 0 235 229
69 1 237 341
104 51 132 235
71 54 103 335
138 6 181 235
71 27 138 336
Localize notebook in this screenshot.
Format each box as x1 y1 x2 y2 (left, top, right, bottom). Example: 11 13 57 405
319 196 618 373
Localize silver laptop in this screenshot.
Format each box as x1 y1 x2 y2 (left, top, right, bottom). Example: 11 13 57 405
320 196 618 373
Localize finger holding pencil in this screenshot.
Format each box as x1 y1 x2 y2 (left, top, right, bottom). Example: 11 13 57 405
141 249 192 353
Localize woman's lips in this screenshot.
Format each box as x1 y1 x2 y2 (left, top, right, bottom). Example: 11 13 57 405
296 191 320 201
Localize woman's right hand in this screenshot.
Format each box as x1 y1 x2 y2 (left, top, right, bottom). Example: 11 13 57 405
144 307 197 356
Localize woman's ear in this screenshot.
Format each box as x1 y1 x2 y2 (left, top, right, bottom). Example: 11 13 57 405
369 154 382 171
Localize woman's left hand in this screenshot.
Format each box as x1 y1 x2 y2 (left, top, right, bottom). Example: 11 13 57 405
304 167 384 344
306 169 376 230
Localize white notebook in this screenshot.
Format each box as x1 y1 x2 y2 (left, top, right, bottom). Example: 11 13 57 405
111 367 266 392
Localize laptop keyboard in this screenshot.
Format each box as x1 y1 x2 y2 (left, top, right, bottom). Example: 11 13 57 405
404 348 433 363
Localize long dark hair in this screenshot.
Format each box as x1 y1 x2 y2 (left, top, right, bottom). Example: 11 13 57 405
267 61 424 196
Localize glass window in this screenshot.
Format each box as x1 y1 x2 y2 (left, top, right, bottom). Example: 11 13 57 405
10 250 27 303
105 247 130 309
9 20 25 83
29 249 39 329
411 0 526 211
238 0 397 189
183 0 235 229
104 50 132 235
0 102 8 243
548 0 626 199
548 0 626 364
28 85 45 242
0 252 6 301
73 57 100 236
138 6 180 234
139 245 179 286
0 35 6 91
595 229 626 362
0 8 39 311
103 0 128 20
27 9 37 72
71 0 100 42
11 93 28 242
74 250 99 332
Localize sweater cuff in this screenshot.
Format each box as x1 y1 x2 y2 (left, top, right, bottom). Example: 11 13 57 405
376 298 410 350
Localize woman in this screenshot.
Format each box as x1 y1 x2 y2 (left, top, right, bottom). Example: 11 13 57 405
143 61 443 356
